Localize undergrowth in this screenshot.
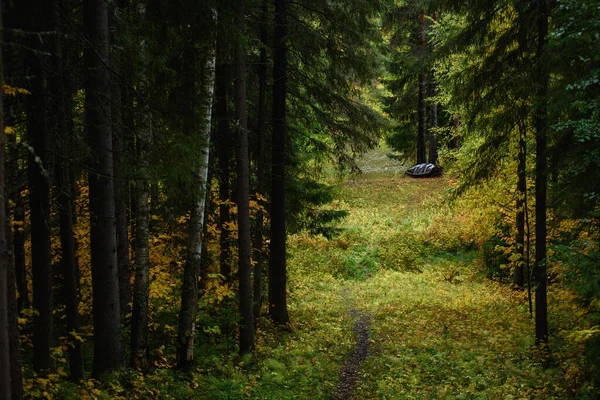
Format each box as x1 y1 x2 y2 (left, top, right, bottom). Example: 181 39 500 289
23 153 594 399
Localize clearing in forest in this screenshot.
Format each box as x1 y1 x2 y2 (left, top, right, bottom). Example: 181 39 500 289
238 153 568 400
195 149 572 399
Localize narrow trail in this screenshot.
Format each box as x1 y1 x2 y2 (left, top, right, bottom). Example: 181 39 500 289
334 310 371 399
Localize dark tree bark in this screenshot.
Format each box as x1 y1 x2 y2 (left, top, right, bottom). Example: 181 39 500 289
7 135 28 314
112 0 132 322
51 0 84 380
216 52 232 282
0 4 14 393
269 0 290 325
84 0 124 376
514 128 526 288
112 59 132 322
416 9 427 165
236 0 256 354
131 75 152 373
253 0 269 324
25 2 53 372
534 0 549 346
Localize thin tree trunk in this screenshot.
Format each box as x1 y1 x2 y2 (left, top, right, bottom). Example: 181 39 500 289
0 5 13 392
112 49 131 321
176 21 217 369
26 9 53 372
253 0 269 325
7 135 28 313
416 9 427 165
236 0 256 354
131 73 152 373
51 0 84 380
534 0 549 346
84 0 124 376
216 52 231 282
514 127 526 288
269 0 290 325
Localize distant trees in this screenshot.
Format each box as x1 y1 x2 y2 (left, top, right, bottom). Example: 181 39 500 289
383 4 445 165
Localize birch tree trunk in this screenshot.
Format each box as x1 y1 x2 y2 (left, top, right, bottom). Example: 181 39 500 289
177 13 217 369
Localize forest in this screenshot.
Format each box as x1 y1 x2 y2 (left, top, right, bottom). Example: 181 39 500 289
0 0 599 398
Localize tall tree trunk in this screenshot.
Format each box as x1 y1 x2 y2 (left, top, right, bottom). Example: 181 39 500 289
269 0 290 325
253 0 269 324
236 0 256 355
7 135 28 314
416 9 427 165
514 127 526 288
216 51 231 283
111 5 132 320
51 0 84 380
534 0 549 346
84 0 124 376
131 66 152 373
0 4 13 393
176 22 217 369
26 4 53 372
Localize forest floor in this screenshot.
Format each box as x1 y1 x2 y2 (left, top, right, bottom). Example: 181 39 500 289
189 147 578 400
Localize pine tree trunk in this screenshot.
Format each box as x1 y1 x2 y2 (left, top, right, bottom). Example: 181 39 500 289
269 0 291 325
51 0 84 380
26 7 53 371
253 0 269 325
416 9 427 165
534 0 549 346
236 0 256 354
130 71 152 373
514 132 526 288
111 45 132 321
130 3 153 371
84 0 124 376
216 52 232 283
177 22 217 369
0 5 13 392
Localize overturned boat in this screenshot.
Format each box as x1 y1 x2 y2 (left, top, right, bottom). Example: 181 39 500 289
405 163 443 178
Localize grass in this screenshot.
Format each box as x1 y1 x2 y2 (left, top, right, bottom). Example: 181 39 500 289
276 150 579 399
